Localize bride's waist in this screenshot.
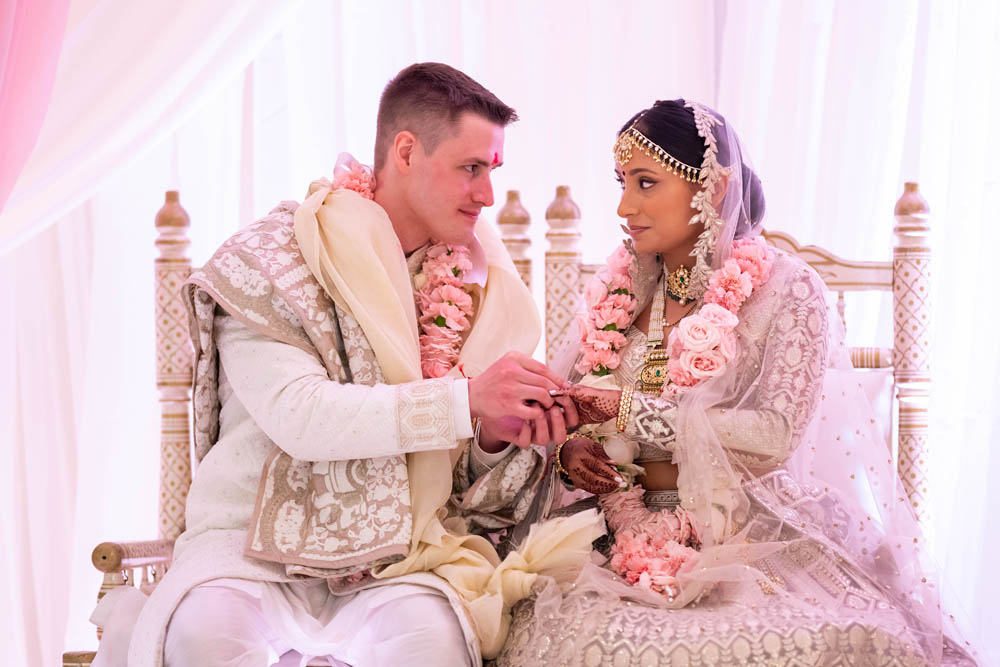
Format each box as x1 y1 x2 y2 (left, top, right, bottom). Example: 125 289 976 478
637 458 678 492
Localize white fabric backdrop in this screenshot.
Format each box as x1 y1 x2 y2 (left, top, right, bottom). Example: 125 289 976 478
0 0 996 663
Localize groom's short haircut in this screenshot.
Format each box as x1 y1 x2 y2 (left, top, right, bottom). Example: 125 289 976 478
374 62 517 171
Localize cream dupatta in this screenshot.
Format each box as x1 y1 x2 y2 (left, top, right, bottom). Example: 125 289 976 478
293 183 604 658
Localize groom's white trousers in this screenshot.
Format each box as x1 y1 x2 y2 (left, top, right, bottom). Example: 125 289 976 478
164 579 473 667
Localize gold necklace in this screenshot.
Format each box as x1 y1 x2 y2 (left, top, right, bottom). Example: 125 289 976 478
665 265 691 304
637 276 697 394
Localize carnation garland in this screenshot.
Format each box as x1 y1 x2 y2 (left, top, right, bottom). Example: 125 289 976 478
330 153 475 379
576 237 774 399
416 245 475 378
600 487 700 601
574 245 638 377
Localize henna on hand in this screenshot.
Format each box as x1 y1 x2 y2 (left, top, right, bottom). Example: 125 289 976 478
566 385 622 425
562 436 622 495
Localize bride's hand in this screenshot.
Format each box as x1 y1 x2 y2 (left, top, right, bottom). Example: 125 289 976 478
560 437 622 494
566 385 622 425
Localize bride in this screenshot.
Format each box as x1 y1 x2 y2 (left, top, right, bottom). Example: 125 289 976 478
494 99 976 666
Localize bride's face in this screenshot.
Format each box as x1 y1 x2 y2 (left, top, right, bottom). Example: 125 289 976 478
615 151 702 263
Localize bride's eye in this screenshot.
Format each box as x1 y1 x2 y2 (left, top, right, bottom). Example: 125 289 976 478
639 178 656 190
615 175 625 190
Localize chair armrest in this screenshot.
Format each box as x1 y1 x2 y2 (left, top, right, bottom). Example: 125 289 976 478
92 539 174 573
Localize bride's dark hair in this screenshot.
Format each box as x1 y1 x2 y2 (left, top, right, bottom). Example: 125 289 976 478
619 99 766 237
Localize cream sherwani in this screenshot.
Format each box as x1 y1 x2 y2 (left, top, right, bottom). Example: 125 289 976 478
100 190 602 667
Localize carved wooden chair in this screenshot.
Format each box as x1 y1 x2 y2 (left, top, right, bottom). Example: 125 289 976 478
64 183 932 666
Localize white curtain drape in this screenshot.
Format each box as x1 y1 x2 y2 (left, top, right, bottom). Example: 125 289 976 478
0 0 304 254
717 1 1000 655
0 0 996 663
0 0 70 213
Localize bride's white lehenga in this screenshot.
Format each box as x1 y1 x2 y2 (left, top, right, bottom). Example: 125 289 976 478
494 100 977 667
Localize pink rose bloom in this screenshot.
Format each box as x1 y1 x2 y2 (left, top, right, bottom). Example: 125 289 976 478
666 357 697 387
678 348 727 381
593 302 631 331
675 315 722 353
718 330 739 362
586 328 627 351
698 302 739 330
666 327 686 359
704 259 752 312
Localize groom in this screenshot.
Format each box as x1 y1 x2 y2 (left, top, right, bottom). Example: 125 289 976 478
120 63 593 667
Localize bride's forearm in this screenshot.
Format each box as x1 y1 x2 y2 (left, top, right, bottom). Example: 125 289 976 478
623 392 678 455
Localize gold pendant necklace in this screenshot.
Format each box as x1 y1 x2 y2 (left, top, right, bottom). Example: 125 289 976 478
665 265 691 304
637 272 696 394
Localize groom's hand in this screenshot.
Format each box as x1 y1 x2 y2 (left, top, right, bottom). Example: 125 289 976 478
479 395 581 451
468 352 567 422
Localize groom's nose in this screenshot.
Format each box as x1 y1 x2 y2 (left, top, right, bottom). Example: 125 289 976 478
471 176 494 207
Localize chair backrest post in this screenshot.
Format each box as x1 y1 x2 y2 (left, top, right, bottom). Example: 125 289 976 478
497 190 532 288
154 190 194 540
544 186 582 363
892 181 932 526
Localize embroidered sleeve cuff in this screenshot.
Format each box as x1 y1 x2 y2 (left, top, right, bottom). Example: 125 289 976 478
624 392 678 455
395 377 459 452
452 378 474 440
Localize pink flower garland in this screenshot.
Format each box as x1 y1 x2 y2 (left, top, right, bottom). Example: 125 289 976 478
328 155 475 379
331 154 376 200
416 245 475 378
575 239 773 394
662 237 774 397
575 246 638 376
600 487 700 600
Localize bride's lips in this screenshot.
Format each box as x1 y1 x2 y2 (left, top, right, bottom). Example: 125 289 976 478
459 208 481 222
626 226 649 237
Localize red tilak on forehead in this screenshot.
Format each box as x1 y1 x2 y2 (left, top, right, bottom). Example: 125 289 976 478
492 152 499 166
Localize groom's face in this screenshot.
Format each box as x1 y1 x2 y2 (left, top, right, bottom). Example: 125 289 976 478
406 112 504 246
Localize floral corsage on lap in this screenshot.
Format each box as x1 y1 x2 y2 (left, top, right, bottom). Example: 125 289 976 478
330 153 476 379
570 237 774 601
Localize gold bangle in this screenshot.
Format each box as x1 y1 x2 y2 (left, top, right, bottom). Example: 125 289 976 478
554 435 573 477
616 385 635 433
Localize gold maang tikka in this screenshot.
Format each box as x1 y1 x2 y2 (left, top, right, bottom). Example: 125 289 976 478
613 126 704 184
